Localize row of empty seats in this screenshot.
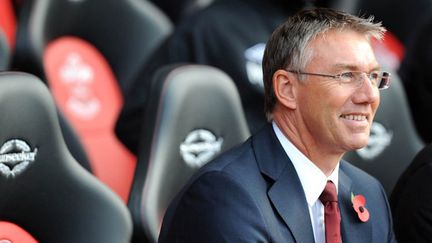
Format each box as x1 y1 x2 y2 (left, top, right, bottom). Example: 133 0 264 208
0 0 177 242
0 63 250 242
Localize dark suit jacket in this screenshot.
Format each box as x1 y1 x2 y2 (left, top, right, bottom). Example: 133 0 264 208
159 124 396 242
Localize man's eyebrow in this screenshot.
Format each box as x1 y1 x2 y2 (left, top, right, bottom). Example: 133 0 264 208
332 63 381 71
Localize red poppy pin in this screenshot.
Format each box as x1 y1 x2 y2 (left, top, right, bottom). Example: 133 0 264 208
351 192 370 222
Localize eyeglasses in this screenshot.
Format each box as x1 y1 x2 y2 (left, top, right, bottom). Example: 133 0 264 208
287 70 391 90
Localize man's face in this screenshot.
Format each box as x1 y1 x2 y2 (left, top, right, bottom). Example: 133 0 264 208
296 30 381 154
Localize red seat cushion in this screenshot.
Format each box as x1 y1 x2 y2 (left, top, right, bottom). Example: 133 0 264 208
43 37 136 202
0 221 38 243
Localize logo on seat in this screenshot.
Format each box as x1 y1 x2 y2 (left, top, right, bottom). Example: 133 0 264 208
180 129 223 168
356 122 393 160
0 139 38 177
245 43 265 90
59 52 101 120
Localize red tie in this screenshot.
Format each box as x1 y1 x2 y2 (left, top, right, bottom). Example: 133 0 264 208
319 180 341 243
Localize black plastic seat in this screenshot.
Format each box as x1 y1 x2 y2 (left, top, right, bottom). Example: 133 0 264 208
128 64 251 242
0 72 132 243
343 71 424 196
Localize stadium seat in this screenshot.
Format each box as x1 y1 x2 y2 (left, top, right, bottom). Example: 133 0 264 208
0 72 132 243
12 0 173 202
128 64 251 242
343 71 424 196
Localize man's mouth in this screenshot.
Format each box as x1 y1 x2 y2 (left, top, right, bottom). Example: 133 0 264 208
340 114 368 121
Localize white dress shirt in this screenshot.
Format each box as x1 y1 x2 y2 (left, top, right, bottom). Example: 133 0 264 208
273 122 340 243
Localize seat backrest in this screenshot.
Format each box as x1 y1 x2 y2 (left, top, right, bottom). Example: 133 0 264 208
42 36 136 202
128 64 251 242
0 72 132 243
343 71 424 196
13 0 173 202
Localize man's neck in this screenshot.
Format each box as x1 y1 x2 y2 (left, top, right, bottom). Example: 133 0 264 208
272 115 343 177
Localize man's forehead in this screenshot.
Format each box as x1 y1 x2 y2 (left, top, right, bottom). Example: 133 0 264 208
306 31 378 69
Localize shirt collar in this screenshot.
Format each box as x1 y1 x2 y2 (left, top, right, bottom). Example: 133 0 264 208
272 122 340 207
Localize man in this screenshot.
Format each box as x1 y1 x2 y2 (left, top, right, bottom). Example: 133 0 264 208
159 8 396 243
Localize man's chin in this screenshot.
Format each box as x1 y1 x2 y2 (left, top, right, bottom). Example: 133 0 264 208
345 137 369 151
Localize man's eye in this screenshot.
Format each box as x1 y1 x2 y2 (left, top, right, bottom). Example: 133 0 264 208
370 72 380 80
340 72 354 79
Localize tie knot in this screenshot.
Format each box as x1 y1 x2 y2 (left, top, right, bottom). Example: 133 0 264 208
319 181 338 203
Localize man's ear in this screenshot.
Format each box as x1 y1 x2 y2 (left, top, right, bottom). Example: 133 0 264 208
273 69 297 109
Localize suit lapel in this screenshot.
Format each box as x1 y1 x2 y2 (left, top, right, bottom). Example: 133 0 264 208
253 124 315 243
268 166 316 243
339 166 372 243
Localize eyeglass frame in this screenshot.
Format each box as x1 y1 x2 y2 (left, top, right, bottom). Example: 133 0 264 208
286 70 391 90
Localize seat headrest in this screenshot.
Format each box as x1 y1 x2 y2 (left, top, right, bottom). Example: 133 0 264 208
0 72 132 242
